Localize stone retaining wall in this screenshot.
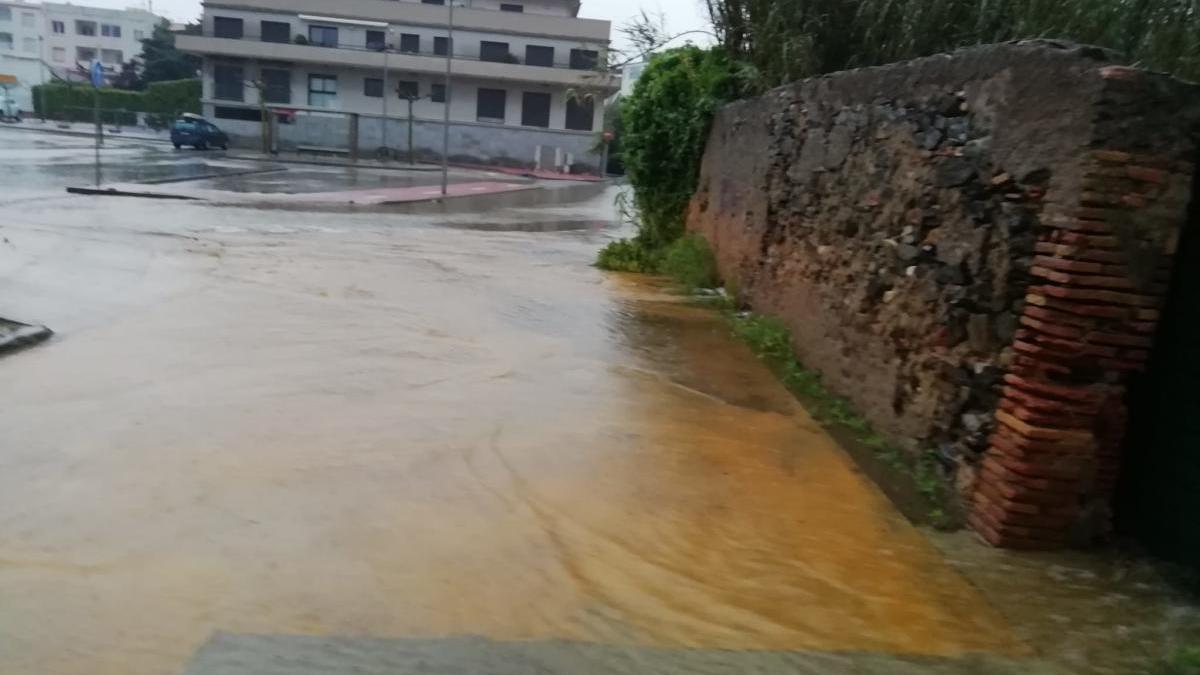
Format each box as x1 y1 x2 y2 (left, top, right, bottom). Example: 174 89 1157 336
686 42 1200 548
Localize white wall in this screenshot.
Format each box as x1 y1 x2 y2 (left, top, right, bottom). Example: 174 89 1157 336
0 1 47 110
201 6 606 65
41 2 159 76
204 60 603 132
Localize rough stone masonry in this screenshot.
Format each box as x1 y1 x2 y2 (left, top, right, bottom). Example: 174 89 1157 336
686 41 1200 549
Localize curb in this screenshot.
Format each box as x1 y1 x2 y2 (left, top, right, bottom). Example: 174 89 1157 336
0 321 53 356
66 186 200 200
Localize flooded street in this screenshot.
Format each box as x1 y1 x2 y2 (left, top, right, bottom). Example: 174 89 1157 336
0 129 1195 674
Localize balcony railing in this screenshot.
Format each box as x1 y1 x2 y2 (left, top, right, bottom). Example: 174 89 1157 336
190 30 605 74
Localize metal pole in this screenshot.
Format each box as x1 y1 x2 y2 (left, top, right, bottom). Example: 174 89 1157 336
93 88 101 186
381 40 390 158
407 97 415 165
38 37 46 122
440 0 453 195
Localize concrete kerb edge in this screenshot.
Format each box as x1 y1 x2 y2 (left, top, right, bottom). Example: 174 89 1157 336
0 322 54 356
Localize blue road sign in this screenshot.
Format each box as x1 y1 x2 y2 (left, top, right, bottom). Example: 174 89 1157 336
90 62 104 88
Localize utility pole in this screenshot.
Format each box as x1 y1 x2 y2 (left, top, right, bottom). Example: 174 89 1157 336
38 37 46 122
440 0 454 195
381 30 390 159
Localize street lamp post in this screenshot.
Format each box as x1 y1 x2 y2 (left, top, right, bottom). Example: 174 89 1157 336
440 1 454 195
381 28 391 158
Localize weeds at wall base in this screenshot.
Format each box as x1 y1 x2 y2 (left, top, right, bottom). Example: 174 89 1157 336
717 304 960 529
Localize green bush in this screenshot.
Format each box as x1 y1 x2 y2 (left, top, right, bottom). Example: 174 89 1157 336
662 234 719 289
595 238 662 273
31 79 200 127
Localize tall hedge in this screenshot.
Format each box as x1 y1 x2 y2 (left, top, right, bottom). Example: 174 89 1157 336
31 78 200 126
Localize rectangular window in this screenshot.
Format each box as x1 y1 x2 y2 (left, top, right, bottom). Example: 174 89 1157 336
569 48 598 70
101 49 123 64
52 21 65 34
433 36 450 56
308 25 337 48
521 92 550 128
421 0 445 4
431 83 446 103
365 29 385 50
480 41 510 63
213 16 243 39
75 46 96 62
101 24 121 38
476 88 506 122
261 21 289 44
364 77 383 98
525 45 554 67
307 74 337 107
500 3 524 11
565 96 594 131
22 37 35 52
134 29 144 40
21 12 35 27
214 64 244 101
0 33 11 51
76 20 96 36
399 33 419 54
215 106 262 122
261 68 290 103
396 80 418 99
0 8 9 21
51 47 65 62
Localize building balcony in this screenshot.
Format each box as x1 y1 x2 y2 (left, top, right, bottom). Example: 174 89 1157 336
177 33 619 91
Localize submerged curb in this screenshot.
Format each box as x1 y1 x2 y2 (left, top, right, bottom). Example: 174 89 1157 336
0 321 53 355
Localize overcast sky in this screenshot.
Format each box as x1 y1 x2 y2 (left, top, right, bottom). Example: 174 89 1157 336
96 0 713 54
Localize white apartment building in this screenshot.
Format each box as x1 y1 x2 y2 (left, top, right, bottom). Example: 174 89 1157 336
0 0 47 111
42 2 160 81
177 0 619 171
0 0 161 112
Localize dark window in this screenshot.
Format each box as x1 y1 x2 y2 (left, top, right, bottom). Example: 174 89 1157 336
261 68 291 103
431 83 446 103
433 36 450 56
308 74 337 107
396 80 418 99
308 25 337 48
214 64 244 101
525 45 554 67
500 3 524 11
214 106 262 121
75 20 96 36
569 49 598 70
480 41 510 63
261 21 289 43
421 0 444 3
521 92 550 128
476 88 506 122
364 77 383 98
366 29 385 50
399 33 419 53
213 16 243 39
565 97 594 130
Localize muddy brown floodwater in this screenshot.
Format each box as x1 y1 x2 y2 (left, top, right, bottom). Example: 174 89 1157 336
0 131 1196 675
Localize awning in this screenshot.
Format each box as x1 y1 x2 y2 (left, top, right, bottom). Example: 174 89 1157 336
297 14 388 28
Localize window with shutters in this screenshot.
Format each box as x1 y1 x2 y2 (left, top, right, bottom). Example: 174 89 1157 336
476 88 506 122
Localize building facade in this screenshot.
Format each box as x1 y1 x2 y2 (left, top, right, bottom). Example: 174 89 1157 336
41 2 160 82
177 0 618 171
0 0 161 112
0 0 46 111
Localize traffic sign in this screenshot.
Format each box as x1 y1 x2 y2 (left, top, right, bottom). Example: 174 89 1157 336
90 62 104 88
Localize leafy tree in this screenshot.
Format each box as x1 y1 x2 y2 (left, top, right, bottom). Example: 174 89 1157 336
139 20 200 85
112 60 143 91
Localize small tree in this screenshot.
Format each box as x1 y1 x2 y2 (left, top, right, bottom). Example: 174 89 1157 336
139 20 200 84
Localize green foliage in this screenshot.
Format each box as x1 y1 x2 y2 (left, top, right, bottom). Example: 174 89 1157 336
620 46 739 250
662 234 719 290
139 21 201 84
32 85 143 124
32 79 200 127
595 238 662 273
706 0 1200 92
1153 648 1200 675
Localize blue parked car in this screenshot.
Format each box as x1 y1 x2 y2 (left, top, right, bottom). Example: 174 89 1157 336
171 113 229 150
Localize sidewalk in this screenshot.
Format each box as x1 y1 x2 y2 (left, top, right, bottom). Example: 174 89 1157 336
0 119 172 144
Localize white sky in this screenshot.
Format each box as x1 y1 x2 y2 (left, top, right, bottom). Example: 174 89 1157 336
88 0 713 54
